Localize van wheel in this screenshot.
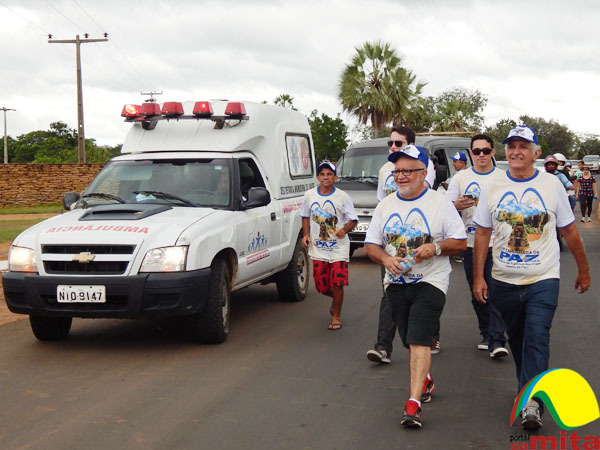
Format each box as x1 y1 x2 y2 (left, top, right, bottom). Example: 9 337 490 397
185 258 231 344
276 237 309 302
29 316 72 341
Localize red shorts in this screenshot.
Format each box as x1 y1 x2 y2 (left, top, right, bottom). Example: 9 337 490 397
312 260 349 294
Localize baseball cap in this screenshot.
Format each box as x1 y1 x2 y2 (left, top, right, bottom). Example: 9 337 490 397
502 125 539 145
388 144 429 168
316 160 336 175
450 151 467 162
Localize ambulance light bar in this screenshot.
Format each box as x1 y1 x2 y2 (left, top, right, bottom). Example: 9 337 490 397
193 101 214 118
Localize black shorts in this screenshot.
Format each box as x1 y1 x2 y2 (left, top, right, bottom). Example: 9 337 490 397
385 282 445 349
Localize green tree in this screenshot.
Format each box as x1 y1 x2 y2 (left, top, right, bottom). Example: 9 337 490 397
518 115 575 158
576 134 600 158
308 110 348 162
338 40 425 137
273 94 298 111
430 87 487 132
485 118 517 160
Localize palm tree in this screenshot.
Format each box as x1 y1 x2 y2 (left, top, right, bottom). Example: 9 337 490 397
338 40 426 137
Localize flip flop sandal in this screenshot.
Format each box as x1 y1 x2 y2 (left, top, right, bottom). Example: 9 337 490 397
328 322 342 331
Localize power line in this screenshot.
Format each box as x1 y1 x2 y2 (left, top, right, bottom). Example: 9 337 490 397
70 0 158 90
0 1 52 35
44 0 86 34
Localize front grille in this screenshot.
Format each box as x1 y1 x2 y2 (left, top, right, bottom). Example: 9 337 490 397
42 245 135 255
44 261 128 275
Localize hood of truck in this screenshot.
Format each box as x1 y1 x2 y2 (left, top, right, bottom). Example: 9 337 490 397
13 205 218 250
335 179 377 209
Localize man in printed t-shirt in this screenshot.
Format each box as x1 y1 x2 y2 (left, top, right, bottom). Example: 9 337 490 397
367 126 439 366
445 134 508 358
364 145 466 429
300 161 358 331
472 125 591 431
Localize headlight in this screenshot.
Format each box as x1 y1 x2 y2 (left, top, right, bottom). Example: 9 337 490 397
140 246 188 272
8 246 38 272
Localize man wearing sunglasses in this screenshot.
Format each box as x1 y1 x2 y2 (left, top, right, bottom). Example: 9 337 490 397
445 134 508 358
365 145 466 428
368 126 438 367
472 125 590 431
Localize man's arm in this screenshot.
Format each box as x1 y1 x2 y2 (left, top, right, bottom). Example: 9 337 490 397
412 239 466 262
560 223 591 293
472 226 492 303
301 217 311 248
335 220 358 238
365 243 404 276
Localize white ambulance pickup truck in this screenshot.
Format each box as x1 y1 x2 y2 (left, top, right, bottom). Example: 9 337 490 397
2 100 316 343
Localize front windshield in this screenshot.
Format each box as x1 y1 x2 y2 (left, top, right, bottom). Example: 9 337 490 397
583 155 599 162
80 158 232 208
337 147 388 179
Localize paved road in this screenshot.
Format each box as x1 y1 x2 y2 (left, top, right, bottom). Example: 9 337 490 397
0 220 599 449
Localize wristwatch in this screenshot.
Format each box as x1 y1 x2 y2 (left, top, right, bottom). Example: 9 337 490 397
433 243 441 256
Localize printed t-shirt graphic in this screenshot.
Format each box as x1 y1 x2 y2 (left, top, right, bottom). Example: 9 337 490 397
473 170 574 285
446 167 505 248
365 189 466 293
299 187 358 262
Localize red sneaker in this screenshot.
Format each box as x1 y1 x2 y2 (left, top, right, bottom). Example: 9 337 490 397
421 374 435 403
401 400 422 428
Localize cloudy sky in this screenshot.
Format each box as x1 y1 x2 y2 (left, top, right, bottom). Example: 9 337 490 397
1 0 599 146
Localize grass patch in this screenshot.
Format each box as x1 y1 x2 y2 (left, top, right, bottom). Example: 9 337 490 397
0 218 48 242
0 204 62 215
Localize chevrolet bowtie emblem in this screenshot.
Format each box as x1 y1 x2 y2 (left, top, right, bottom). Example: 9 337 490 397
72 252 96 264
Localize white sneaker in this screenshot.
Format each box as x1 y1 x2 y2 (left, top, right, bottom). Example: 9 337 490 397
586 217 592 222
490 346 509 358
581 217 586 222
366 348 391 364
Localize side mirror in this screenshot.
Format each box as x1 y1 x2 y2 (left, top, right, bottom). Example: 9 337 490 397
62 191 80 211
242 187 270 209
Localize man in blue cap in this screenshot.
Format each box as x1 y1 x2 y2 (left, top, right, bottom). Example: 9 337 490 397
472 125 591 431
364 145 466 428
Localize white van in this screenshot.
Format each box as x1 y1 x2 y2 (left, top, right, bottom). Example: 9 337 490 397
583 154 599 174
2 100 316 343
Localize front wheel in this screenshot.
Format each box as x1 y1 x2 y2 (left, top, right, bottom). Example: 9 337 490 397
276 237 309 302
29 316 72 341
184 258 231 344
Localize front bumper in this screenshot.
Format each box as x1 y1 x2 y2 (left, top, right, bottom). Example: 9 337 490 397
2 269 211 319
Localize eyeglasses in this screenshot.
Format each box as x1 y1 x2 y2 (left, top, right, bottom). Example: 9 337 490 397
391 168 424 177
471 148 493 155
387 140 407 148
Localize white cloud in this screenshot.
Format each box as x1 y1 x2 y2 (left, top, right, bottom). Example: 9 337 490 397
1 0 600 147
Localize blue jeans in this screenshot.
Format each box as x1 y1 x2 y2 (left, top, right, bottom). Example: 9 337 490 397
464 247 506 348
489 278 559 397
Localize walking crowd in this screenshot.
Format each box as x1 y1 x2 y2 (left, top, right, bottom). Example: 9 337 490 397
300 124 591 431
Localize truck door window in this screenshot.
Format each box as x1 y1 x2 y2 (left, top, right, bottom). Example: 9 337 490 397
238 158 266 200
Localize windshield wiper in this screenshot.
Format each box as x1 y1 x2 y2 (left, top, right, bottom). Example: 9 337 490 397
133 190 196 207
82 192 126 203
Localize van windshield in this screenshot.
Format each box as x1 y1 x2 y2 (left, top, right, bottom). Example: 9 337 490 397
80 158 233 209
582 155 599 162
337 147 388 180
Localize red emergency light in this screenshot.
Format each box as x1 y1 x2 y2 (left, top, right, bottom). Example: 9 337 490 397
121 104 141 117
161 102 184 117
225 102 246 117
139 102 161 116
193 101 214 118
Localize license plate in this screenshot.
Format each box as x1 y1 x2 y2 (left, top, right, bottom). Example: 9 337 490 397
354 222 370 232
57 285 106 303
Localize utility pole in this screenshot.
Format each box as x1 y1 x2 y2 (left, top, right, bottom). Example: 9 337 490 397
49 34 108 163
141 91 163 103
1 107 15 164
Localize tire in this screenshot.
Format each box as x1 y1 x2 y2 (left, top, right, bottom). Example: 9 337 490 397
185 258 231 344
29 316 72 341
276 237 309 302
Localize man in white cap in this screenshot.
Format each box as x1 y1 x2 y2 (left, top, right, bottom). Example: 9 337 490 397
472 125 590 431
365 145 466 428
